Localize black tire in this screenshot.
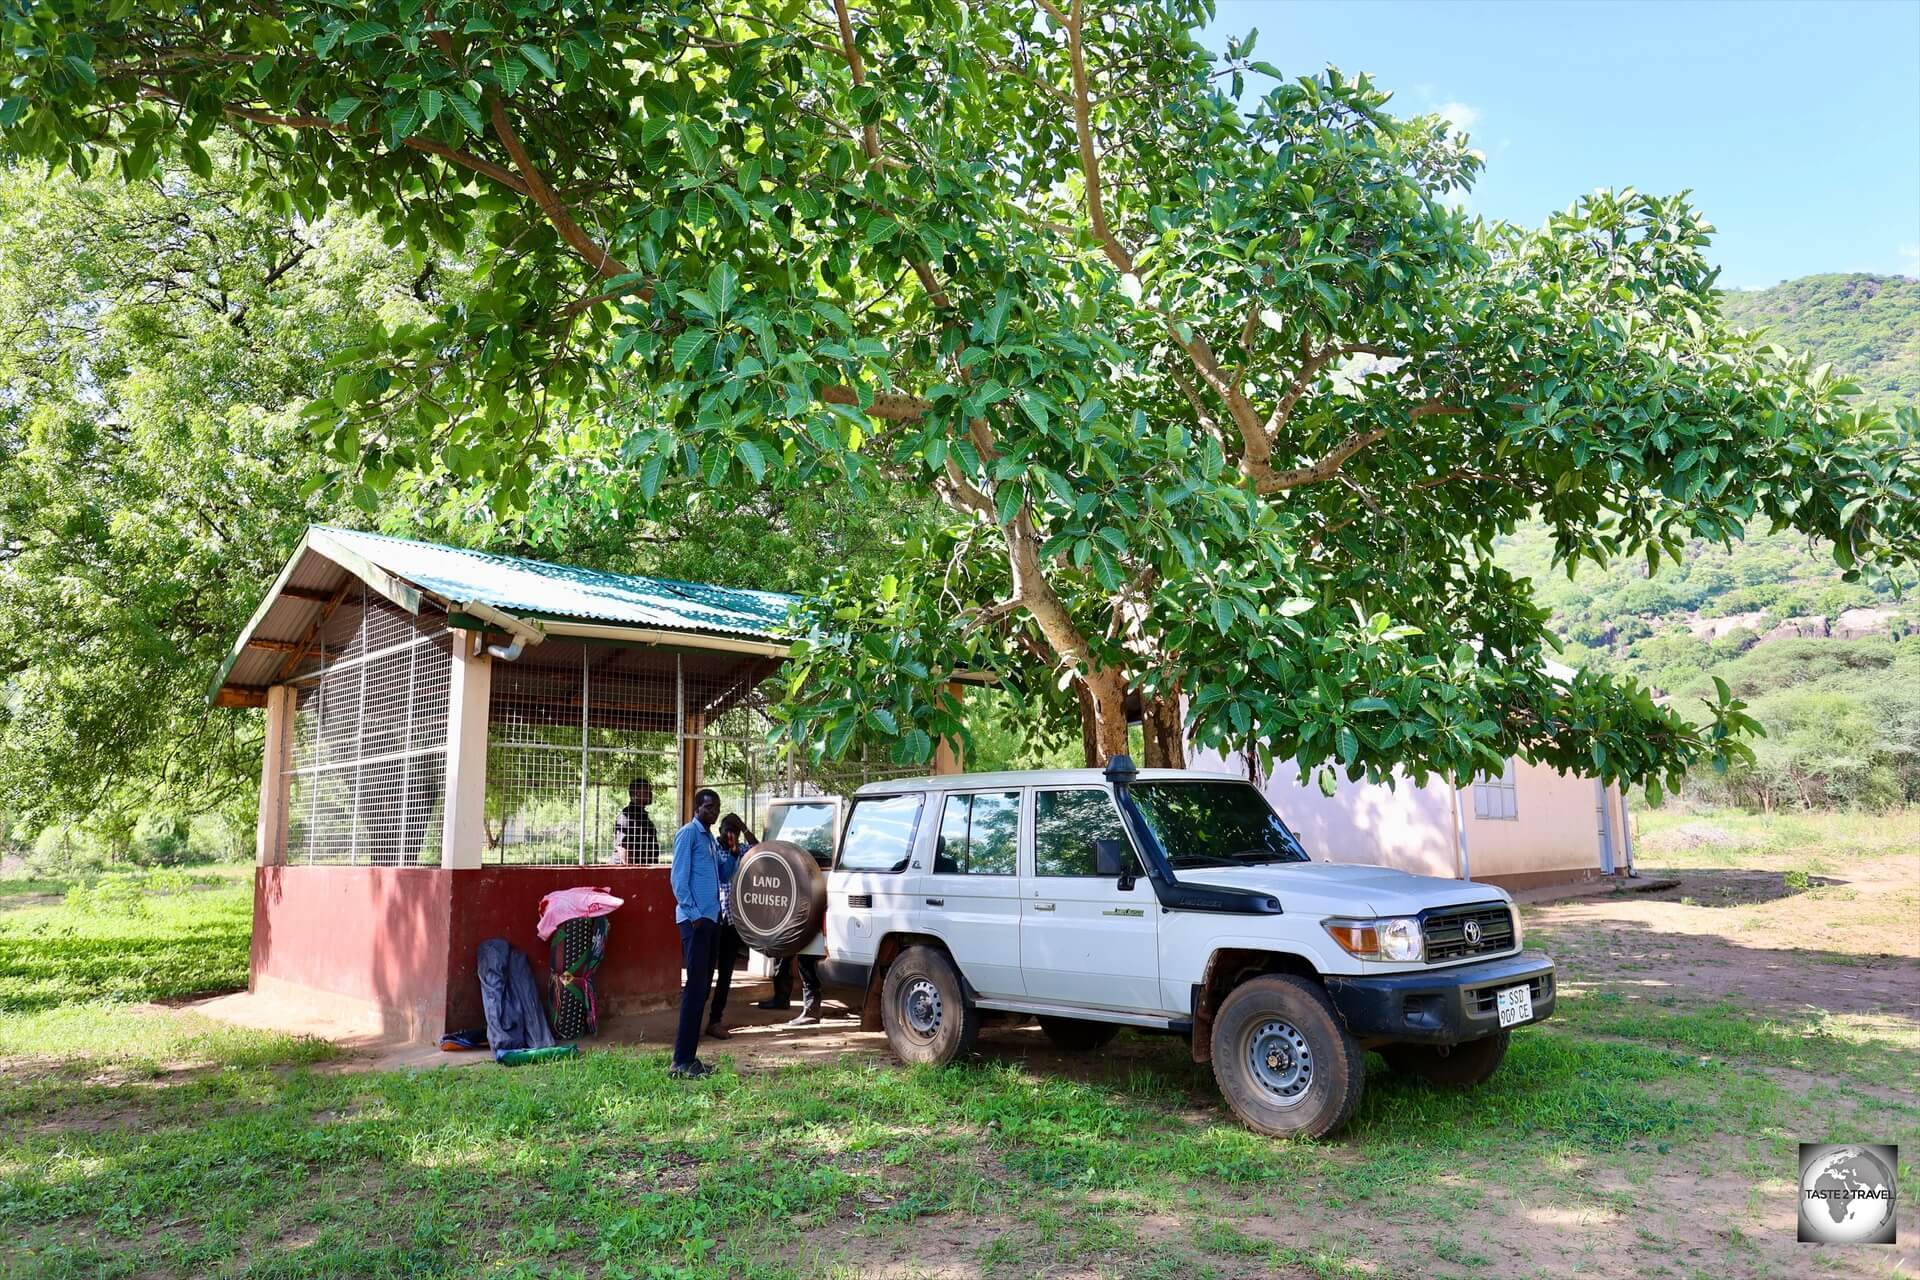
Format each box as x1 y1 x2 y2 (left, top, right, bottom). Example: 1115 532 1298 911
1037 1016 1122 1051
1209 975 1364 1139
728 840 827 957
1381 1030 1510 1087
879 946 979 1065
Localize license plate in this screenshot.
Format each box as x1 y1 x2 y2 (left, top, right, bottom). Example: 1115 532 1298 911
1496 983 1534 1028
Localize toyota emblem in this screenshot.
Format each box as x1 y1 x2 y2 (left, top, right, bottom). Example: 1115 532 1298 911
1463 919 1483 946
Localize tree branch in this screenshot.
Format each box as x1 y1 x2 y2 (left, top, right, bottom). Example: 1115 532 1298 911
1252 400 1468 494
486 96 631 279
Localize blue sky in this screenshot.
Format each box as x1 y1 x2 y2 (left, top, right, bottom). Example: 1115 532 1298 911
1200 1 1920 289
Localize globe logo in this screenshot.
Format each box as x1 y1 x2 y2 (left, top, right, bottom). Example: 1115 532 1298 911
1798 1143 1897 1244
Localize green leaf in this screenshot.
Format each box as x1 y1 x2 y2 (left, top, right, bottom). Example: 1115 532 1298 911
708 262 738 315
1278 597 1315 617
734 438 766 481
326 96 362 124
1210 599 1235 635
519 44 558 78
671 329 714 370
342 19 391 45
496 56 528 95
445 92 485 135
419 89 443 125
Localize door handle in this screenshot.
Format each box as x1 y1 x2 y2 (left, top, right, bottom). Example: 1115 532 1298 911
1032 902 1056 912
925 898 945 907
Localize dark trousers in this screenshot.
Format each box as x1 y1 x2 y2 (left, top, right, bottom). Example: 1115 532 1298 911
707 922 742 1024
674 919 718 1067
770 953 821 1006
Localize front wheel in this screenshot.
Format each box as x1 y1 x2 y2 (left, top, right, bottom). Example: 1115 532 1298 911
1209 975 1363 1139
1381 1030 1510 1087
880 946 979 1065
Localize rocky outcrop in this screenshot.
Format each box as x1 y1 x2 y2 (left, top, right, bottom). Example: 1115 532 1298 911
1833 606 1899 640
1759 614 1829 644
1686 611 1769 641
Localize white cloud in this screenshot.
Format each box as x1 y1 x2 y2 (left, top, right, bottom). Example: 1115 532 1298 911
1437 101 1481 134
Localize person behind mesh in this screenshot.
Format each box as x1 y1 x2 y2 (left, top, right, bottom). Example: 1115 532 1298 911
613 777 661 865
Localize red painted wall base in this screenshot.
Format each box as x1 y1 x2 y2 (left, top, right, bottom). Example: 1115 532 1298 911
252 865 682 1041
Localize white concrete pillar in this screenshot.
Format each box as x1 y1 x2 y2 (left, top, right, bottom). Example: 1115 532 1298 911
442 634 492 869
255 685 297 866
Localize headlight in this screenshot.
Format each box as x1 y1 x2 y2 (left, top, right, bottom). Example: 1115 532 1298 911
1323 916 1425 963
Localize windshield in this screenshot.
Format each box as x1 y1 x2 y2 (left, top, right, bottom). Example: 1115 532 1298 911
1130 781 1310 869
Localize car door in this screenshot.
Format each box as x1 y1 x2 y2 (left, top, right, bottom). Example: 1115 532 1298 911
825 792 926 968
1020 786 1164 1012
918 788 1025 997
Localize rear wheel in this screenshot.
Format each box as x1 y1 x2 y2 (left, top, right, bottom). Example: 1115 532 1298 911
1209 975 1363 1139
1037 1016 1122 1051
880 946 979 1065
1381 1030 1510 1087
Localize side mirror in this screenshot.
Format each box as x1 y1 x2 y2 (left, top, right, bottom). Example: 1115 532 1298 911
1094 838 1135 890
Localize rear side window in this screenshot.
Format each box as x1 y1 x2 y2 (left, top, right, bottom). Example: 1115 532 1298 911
933 792 1019 876
764 801 838 864
836 794 924 873
1033 788 1130 877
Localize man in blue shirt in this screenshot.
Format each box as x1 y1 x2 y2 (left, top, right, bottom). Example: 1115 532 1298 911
668 787 725 1078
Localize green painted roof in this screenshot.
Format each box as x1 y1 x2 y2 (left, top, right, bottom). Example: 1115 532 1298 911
314 526 796 639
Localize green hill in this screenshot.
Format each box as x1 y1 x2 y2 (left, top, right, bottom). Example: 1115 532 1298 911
1719 273 1920 402
1496 273 1920 808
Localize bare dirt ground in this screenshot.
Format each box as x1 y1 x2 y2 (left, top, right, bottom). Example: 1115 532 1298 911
1525 847 1920 1024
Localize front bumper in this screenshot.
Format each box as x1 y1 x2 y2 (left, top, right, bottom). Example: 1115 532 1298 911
1323 949 1556 1044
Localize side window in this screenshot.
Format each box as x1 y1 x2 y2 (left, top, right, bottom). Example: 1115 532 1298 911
836 794 924 873
933 792 1018 875
1473 759 1519 821
1033 788 1130 878
764 801 837 863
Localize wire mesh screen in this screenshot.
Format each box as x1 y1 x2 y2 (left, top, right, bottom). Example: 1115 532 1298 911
483 649 916 863
284 586 452 865
487 645 683 865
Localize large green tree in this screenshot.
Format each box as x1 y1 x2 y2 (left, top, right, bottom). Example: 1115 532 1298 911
6 1 1916 799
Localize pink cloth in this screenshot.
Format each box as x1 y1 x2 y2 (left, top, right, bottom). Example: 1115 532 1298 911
536 886 625 941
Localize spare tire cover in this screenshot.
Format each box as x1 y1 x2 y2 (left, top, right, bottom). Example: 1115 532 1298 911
730 839 827 957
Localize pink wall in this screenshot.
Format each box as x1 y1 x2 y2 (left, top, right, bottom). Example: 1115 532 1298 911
1187 747 1460 878
443 866 683 1031
251 865 452 1038
251 865 685 1041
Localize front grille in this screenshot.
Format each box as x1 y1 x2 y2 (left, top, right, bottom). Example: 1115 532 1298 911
1468 972 1552 1015
1423 902 1515 961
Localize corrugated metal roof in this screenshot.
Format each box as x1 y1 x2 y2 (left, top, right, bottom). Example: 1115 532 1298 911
312 526 797 638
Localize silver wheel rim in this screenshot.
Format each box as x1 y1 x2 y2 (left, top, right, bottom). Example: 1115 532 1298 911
1246 1018 1314 1107
902 977 942 1039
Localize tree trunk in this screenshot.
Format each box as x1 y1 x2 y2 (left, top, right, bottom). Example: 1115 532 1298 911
1140 692 1187 769
1073 670 1131 767
1074 679 1099 768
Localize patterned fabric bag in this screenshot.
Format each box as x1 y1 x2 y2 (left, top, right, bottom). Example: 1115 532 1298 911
548 914 610 1039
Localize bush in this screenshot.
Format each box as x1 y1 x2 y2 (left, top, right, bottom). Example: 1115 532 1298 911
130 812 192 867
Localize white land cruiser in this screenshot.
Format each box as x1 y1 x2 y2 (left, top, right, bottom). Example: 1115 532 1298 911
742 757 1556 1138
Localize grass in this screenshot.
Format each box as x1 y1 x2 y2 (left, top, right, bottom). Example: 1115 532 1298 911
2 851 1915 1278
1632 804 1920 870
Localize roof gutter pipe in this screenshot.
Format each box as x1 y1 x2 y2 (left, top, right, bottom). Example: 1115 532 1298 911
458 600 546 661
